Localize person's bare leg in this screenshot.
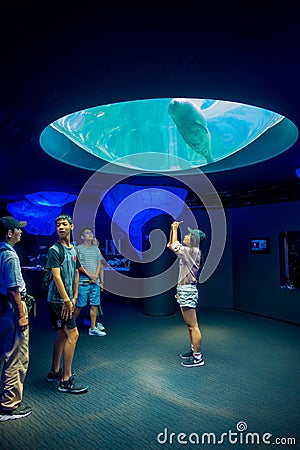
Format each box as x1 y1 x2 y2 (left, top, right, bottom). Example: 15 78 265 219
50 330 66 374
62 326 79 381
181 307 202 353
90 305 98 329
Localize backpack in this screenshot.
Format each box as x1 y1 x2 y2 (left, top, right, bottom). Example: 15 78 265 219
0 246 37 316
41 242 65 294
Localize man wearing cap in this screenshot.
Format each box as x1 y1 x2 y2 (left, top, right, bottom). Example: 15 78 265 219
168 221 206 367
0 216 32 421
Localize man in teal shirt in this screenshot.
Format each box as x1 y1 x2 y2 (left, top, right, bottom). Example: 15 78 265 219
46 214 89 394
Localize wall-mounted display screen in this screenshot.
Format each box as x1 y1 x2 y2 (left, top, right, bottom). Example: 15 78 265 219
250 238 269 253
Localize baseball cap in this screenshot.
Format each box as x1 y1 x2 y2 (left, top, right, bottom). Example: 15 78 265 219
187 226 206 241
0 216 27 232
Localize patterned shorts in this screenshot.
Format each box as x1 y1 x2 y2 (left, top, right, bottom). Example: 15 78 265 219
176 284 198 308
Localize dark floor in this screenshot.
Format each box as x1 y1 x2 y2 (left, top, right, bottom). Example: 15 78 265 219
0 300 299 450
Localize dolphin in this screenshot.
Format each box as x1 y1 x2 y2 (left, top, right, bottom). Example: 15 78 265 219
168 98 214 164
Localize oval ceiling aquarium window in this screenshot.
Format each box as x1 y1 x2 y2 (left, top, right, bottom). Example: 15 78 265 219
40 98 298 174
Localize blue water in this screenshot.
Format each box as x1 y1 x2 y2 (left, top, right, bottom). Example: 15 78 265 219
50 98 284 172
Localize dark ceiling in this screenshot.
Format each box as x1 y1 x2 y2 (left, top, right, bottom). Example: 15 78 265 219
1 3 300 210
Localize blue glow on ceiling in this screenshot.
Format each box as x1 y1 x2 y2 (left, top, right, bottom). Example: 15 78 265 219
40 97 298 174
7 191 77 236
102 184 188 257
7 200 61 236
25 191 77 207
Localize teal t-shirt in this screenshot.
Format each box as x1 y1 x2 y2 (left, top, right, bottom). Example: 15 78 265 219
46 244 80 303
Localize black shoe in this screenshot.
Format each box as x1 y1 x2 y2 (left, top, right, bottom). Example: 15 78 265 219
58 375 89 394
47 369 76 382
180 349 193 359
0 404 32 422
181 354 205 367
47 368 62 382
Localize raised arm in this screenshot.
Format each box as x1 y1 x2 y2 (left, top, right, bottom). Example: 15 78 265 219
168 221 180 247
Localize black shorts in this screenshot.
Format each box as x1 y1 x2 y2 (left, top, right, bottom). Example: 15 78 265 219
48 302 76 330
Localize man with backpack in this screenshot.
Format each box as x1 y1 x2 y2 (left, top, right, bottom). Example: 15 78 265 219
45 214 88 394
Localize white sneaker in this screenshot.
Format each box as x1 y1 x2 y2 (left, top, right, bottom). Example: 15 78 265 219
97 322 105 331
88 327 106 337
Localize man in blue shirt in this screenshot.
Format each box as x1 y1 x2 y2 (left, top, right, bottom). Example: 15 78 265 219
0 216 31 421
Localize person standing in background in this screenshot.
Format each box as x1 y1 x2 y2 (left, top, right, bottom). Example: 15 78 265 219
0 216 32 420
74 229 106 336
92 237 107 328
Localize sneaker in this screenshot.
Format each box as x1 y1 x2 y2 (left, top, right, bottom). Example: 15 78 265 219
47 368 62 382
47 369 76 382
58 375 88 394
97 322 105 331
0 404 32 421
89 327 106 336
181 355 205 367
180 349 193 359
